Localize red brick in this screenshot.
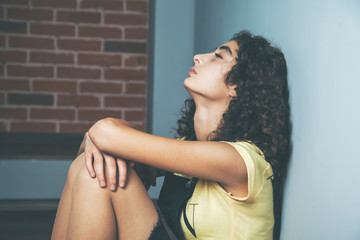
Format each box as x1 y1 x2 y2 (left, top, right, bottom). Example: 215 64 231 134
80 81 123 94
78 109 122 121
0 0 28 5
124 110 145 121
10 121 56 133
30 23 75 37
30 52 74 64
57 94 100 107
78 25 122 39
0 93 5 104
0 122 6 132
80 0 123 11
59 122 93 133
32 0 77 8
8 65 53 78
125 27 147 40
125 82 145 94
0 107 27 119
57 39 101 51
7 7 53 21
0 79 30 91
105 68 146 80
9 36 54 49
105 13 147 25
104 96 145 107
126 1 147 12
124 55 147 67
0 35 5 48
0 50 26 63
78 53 122 66
30 108 75 120
57 66 101 79
57 10 101 24
33 80 77 93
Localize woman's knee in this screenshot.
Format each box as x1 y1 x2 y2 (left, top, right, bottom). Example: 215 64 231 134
69 153 120 194
66 153 145 195
66 153 86 184
67 153 100 193
71 157 103 192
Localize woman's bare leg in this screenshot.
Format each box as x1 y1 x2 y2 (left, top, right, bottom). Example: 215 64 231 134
51 153 84 240
51 153 159 240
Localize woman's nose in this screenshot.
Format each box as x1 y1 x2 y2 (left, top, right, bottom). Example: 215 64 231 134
193 53 212 64
193 54 201 64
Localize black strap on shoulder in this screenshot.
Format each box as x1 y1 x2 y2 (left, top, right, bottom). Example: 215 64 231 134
157 173 198 240
182 200 197 237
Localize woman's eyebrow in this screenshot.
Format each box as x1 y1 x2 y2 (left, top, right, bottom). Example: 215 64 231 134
218 46 233 56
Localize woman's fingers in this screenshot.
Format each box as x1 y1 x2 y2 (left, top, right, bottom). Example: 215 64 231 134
85 151 95 178
84 133 100 179
117 158 127 188
93 152 106 188
104 153 118 191
83 133 120 190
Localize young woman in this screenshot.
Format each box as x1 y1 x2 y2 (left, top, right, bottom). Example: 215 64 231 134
51 30 291 240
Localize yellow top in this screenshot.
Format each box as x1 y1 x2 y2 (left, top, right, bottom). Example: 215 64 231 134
179 141 274 240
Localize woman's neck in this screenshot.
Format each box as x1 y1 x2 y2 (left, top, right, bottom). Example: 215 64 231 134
193 101 230 141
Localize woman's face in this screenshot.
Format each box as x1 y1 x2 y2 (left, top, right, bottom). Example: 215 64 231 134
184 40 238 102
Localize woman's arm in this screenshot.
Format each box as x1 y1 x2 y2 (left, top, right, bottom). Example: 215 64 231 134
88 118 248 190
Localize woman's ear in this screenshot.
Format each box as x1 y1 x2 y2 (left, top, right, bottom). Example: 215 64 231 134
228 85 237 98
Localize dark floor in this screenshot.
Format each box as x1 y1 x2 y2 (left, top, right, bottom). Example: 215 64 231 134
0 210 56 240
0 199 58 240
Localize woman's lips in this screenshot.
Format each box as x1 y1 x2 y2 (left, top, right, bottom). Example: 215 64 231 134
188 67 197 76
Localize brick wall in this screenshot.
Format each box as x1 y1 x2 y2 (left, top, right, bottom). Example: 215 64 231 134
0 0 148 134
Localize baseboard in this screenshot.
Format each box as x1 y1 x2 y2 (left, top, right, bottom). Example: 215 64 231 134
0 199 59 211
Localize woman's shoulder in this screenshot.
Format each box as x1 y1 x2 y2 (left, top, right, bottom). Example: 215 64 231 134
219 140 273 199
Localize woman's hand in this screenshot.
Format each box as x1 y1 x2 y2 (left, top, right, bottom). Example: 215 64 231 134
85 118 162 190
102 153 132 190
84 132 130 191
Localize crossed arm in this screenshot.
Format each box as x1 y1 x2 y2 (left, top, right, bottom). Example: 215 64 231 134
80 118 248 195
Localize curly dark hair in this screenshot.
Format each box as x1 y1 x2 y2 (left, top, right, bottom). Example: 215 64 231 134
176 30 291 239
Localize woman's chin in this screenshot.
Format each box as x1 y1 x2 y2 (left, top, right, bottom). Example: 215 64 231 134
183 77 191 89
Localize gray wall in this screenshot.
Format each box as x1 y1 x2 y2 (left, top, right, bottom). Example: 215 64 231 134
151 1 195 138
153 0 360 239
0 160 71 199
148 0 196 197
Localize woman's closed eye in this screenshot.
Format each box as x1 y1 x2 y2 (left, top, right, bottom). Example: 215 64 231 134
215 53 222 59
215 53 222 58
215 53 223 59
